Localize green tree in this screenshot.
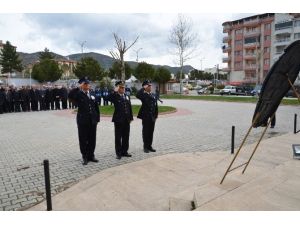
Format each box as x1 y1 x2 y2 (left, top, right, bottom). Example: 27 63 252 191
0 41 23 74
153 67 171 90
73 57 104 81
135 62 155 82
39 47 54 60
109 61 132 80
31 59 62 82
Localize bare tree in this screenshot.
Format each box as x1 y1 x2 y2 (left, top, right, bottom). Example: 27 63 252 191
169 14 198 93
109 33 139 81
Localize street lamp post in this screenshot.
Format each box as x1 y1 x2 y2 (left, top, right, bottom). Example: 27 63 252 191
134 48 143 62
200 57 205 71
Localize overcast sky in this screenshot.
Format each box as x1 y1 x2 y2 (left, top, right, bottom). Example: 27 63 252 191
0 13 254 70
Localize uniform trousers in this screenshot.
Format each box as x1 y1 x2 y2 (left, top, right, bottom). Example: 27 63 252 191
142 119 155 149
77 122 97 160
114 121 130 156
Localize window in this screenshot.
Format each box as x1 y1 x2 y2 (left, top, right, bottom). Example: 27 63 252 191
264 23 271 30
235 40 243 46
295 33 300 40
244 37 259 44
264 59 270 65
294 20 300 27
275 21 293 30
264 47 270 53
264 35 271 41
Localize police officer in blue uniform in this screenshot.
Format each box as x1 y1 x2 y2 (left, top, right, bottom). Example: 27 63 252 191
136 80 158 153
107 81 133 159
68 77 100 165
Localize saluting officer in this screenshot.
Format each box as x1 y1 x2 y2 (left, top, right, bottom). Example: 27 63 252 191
107 81 133 159
136 80 159 153
68 77 100 165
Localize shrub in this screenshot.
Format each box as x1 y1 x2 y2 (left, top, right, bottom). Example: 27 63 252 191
216 84 225 89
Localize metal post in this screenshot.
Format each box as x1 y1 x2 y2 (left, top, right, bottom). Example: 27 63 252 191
294 114 297 134
43 160 52 211
231 126 235 154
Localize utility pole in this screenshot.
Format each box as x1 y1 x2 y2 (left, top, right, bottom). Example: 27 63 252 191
134 48 143 62
79 41 86 54
215 64 219 87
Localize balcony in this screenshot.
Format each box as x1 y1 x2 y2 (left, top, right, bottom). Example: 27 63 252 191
222 36 232 43
223 25 231 33
244 30 261 37
245 64 258 70
243 18 261 27
274 38 291 46
222 46 231 53
244 54 257 60
222 57 229 63
244 42 260 49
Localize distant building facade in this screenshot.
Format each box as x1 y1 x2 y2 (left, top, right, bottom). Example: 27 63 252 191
222 13 300 85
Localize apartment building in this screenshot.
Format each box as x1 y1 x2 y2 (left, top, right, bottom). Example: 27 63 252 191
222 13 274 85
272 13 300 64
223 13 300 85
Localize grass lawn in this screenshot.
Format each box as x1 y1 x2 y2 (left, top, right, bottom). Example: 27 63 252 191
160 94 300 106
100 105 176 116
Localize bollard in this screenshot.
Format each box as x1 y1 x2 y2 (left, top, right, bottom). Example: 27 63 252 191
294 114 297 134
43 159 52 211
231 126 235 154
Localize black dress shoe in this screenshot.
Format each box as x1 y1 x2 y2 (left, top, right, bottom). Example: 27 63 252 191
149 148 156 152
116 155 122 160
122 153 132 157
89 157 99 163
82 158 88 165
143 148 150 153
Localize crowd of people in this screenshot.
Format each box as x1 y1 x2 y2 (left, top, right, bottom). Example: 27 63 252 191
0 85 118 114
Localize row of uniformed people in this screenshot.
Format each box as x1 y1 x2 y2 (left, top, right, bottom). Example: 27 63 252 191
68 77 160 165
0 85 73 113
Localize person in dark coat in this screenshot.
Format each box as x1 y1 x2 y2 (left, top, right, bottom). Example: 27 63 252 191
13 87 21 112
60 85 68 109
29 85 39 111
94 87 102 106
0 87 5 114
20 86 30 112
38 86 46 111
68 77 100 165
6 86 14 112
107 81 133 159
53 85 61 110
136 80 159 153
102 87 109 105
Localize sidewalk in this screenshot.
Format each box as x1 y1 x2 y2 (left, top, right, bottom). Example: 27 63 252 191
29 132 300 211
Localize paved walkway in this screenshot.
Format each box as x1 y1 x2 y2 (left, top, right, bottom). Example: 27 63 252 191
0 99 298 210
29 132 300 210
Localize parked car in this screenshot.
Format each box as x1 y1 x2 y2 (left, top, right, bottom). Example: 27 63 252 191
197 87 208 95
250 85 262 96
236 86 254 96
194 85 203 90
220 85 237 95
